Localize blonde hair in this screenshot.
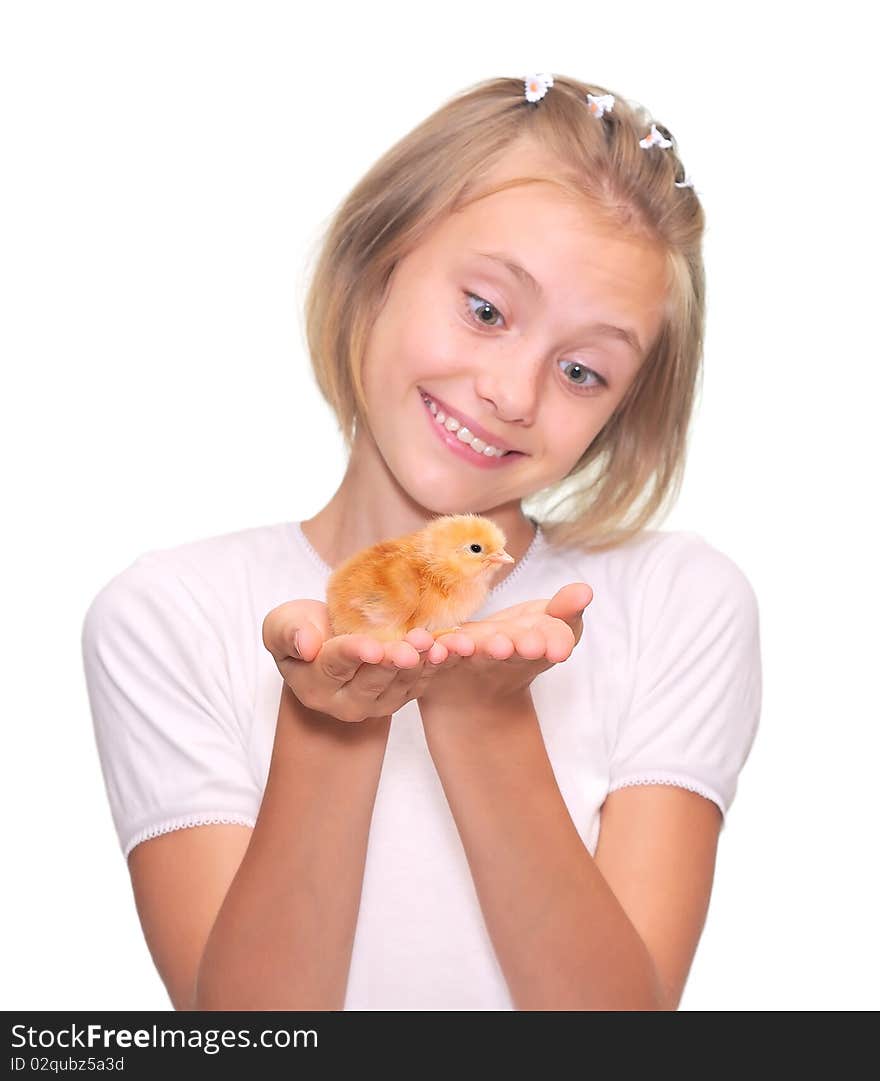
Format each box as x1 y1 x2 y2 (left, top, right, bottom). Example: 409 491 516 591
303 74 705 552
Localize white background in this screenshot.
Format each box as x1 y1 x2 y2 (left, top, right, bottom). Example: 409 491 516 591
2 0 877 1011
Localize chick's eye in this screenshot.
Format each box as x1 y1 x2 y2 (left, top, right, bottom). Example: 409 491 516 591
469 543 483 553
463 292 505 328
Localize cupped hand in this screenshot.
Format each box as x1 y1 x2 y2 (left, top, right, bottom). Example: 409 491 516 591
262 599 451 723
417 582 594 711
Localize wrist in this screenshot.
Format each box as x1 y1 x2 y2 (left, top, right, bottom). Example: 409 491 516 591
419 687 536 740
280 681 392 751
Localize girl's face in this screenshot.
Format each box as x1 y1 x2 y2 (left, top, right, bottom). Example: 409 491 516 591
358 152 669 521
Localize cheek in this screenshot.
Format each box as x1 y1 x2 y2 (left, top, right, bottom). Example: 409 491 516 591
557 434 593 471
368 284 475 390
362 312 422 402
543 412 606 471
398 316 466 379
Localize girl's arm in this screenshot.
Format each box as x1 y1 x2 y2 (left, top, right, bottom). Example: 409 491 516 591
127 824 254 1011
420 690 719 1011
192 682 390 1010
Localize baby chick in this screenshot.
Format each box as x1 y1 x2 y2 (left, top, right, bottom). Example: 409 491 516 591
325 514 515 642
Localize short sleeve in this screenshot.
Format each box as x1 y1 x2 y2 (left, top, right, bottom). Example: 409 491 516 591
81 553 262 860
608 534 762 827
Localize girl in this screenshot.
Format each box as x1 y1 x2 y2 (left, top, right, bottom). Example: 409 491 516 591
81 73 761 1011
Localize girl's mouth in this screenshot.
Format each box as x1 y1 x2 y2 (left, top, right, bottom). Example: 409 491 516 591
419 390 524 469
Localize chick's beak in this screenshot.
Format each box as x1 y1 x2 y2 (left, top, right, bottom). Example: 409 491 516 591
487 549 515 565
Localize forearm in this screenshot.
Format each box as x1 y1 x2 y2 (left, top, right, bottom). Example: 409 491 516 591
421 692 664 1011
195 682 390 1010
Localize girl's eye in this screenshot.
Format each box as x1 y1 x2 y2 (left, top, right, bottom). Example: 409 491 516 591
464 291 505 328
558 359 607 392
463 291 608 394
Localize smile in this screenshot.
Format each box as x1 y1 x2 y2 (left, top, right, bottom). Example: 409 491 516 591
419 391 524 470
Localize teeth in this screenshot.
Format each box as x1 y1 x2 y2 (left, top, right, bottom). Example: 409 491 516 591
421 393 508 457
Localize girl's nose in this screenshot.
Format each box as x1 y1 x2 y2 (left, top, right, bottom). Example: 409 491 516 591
475 369 541 427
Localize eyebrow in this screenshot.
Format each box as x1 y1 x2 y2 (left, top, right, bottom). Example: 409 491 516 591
471 249 644 357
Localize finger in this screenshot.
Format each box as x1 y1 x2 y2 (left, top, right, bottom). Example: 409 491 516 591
263 599 334 658
290 621 323 663
483 632 515 660
337 640 411 700
349 652 405 697
365 639 447 708
546 622 577 662
405 627 435 653
438 633 476 657
374 652 432 704
426 640 449 665
384 640 422 669
546 582 593 622
322 634 385 682
512 627 546 660
265 618 322 663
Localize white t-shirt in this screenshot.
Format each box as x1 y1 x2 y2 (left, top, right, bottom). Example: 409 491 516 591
81 519 762 1011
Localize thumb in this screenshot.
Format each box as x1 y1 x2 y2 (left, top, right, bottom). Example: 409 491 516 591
262 600 331 662
289 621 319 662
546 582 593 623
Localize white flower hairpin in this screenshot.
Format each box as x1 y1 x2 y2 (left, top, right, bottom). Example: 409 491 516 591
639 122 673 149
586 92 615 118
523 73 554 102
521 75 697 192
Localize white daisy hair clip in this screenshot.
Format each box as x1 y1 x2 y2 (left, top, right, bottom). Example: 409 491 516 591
524 73 554 103
639 122 673 149
522 74 697 192
586 92 615 119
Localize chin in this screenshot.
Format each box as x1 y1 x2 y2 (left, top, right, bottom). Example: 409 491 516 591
390 443 516 516
399 473 482 517
409 487 475 517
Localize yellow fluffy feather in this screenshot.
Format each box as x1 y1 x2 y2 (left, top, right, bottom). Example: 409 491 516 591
325 514 514 641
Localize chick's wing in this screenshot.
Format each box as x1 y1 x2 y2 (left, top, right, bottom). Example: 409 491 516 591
326 538 425 641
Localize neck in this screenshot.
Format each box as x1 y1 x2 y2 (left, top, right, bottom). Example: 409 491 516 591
299 431 537 577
